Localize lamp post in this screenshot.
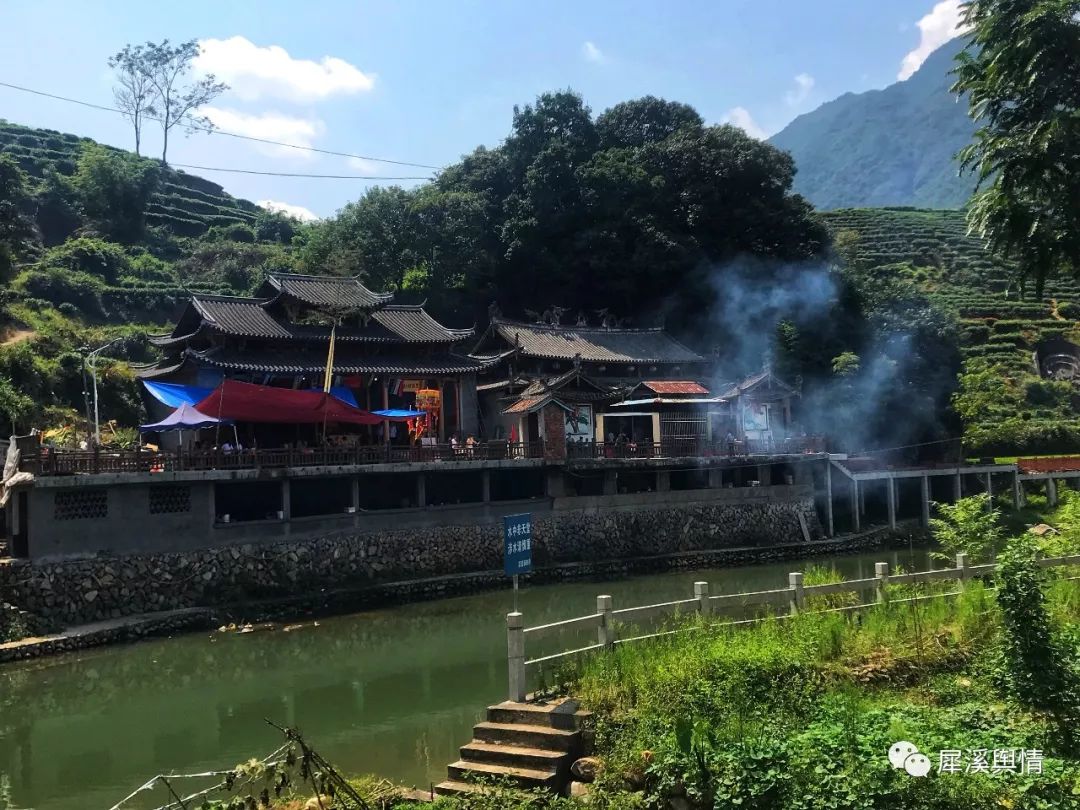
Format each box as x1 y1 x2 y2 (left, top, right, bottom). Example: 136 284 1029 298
87 338 124 446
78 346 93 449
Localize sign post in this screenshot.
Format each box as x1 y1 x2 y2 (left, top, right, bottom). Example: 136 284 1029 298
503 513 533 612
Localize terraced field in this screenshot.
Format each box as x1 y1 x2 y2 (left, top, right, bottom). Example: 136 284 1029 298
0 119 259 237
822 208 1080 451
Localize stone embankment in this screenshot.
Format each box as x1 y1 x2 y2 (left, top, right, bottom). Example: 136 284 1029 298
1 497 823 627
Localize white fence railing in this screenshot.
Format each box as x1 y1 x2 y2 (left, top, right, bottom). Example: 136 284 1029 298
504 552 1080 701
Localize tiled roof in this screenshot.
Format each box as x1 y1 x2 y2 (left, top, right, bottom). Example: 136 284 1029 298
715 370 797 400
642 380 710 395
503 395 551 414
489 318 704 364
264 272 393 311
186 347 493 376
177 296 471 344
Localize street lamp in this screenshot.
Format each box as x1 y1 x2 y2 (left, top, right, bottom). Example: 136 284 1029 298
87 337 124 446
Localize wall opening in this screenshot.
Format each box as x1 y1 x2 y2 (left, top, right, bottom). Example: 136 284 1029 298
566 470 605 497
215 481 283 523
358 474 417 510
292 477 352 518
615 470 654 495
427 471 484 506
671 468 710 491
491 469 545 501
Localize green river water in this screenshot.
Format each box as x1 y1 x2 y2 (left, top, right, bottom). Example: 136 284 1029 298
0 545 930 810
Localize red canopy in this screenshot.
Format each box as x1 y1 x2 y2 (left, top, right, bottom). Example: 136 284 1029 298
196 380 385 425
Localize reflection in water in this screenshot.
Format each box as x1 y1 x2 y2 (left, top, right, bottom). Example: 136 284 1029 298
0 545 928 810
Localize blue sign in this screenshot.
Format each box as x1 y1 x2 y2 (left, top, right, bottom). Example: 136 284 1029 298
504 513 533 575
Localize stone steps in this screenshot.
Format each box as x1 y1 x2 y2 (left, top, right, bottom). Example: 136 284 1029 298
436 699 592 797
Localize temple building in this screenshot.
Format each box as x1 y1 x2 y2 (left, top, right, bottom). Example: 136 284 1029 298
139 273 491 442
469 312 713 451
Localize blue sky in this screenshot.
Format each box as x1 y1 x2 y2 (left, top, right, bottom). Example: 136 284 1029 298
0 0 965 220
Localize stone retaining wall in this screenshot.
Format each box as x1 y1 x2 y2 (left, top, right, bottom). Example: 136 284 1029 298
0 493 824 626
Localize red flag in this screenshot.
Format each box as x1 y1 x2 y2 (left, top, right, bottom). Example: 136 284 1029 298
509 423 518 443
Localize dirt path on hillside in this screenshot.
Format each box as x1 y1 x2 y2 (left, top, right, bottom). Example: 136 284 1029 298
0 328 35 346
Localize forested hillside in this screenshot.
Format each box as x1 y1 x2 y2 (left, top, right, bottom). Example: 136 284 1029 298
770 39 977 209
823 208 1080 454
0 121 303 441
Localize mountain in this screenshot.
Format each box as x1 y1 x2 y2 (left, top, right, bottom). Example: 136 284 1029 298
769 39 977 210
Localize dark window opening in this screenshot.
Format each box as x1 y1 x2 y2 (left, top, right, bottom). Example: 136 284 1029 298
291 477 352 518
215 481 283 523
426 471 483 506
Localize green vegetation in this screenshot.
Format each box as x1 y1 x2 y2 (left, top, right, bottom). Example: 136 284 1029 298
769 38 977 210
0 120 302 436
953 0 1080 297
822 207 1080 454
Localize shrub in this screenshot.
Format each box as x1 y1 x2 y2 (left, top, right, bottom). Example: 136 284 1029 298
14 267 105 317
41 237 131 283
71 143 160 241
930 494 1003 563
995 534 1080 747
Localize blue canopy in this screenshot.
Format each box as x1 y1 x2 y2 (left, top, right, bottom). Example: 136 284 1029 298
140 402 232 432
373 409 426 419
142 380 213 408
144 380 361 410
308 387 360 408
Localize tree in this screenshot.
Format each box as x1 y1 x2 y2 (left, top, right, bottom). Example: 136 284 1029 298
0 155 34 283
109 44 158 156
134 39 227 165
953 0 1080 296
596 96 703 149
71 144 160 241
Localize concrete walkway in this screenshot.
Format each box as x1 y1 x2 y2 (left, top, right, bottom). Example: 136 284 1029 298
0 607 210 663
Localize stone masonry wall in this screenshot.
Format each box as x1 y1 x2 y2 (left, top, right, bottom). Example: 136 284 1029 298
0 495 822 627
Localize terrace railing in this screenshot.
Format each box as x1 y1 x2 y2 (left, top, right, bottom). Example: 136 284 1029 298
565 435 826 461
505 552 1080 701
27 440 546 476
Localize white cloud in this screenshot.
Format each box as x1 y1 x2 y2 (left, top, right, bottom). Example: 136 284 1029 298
258 200 320 222
346 156 381 174
785 73 815 107
898 0 967 80
723 107 767 140
198 106 324 159
195 36 375 102
582 41 606 64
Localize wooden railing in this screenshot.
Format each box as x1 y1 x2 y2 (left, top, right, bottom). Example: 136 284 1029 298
565 436 826 460
504 552 1080 700
27 441 546 476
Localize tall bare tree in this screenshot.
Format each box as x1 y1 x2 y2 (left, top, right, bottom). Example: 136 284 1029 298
123 39 227 165
108 44 157 156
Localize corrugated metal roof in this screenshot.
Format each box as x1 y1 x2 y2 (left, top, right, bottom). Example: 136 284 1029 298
264 273 393 310
185 296 471 344
186 347 493 376
642 380 710 395
491 319 704 364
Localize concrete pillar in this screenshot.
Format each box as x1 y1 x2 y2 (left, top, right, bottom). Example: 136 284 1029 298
416 473 426 508
920 475 930 527
281 479 290 521
208 481 217 526
695 581 710 616
545 468 566 498
594 413 605 443
1012 472 1022 510
603 470 618 496
859 481 866 516
886 477 896 529
650 413 661 452
481 470 492 502
875 561 890 604
788 571 804 616
954 470 962 502
708 468 723 488
984 472 992 497
851 479 861 532
955 552 969 588
757 464 772 486
656 470 671 492
596 595 614 647
825 463 834 537
506 612 526 702
351 478 360 511
1048 477 1059 507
